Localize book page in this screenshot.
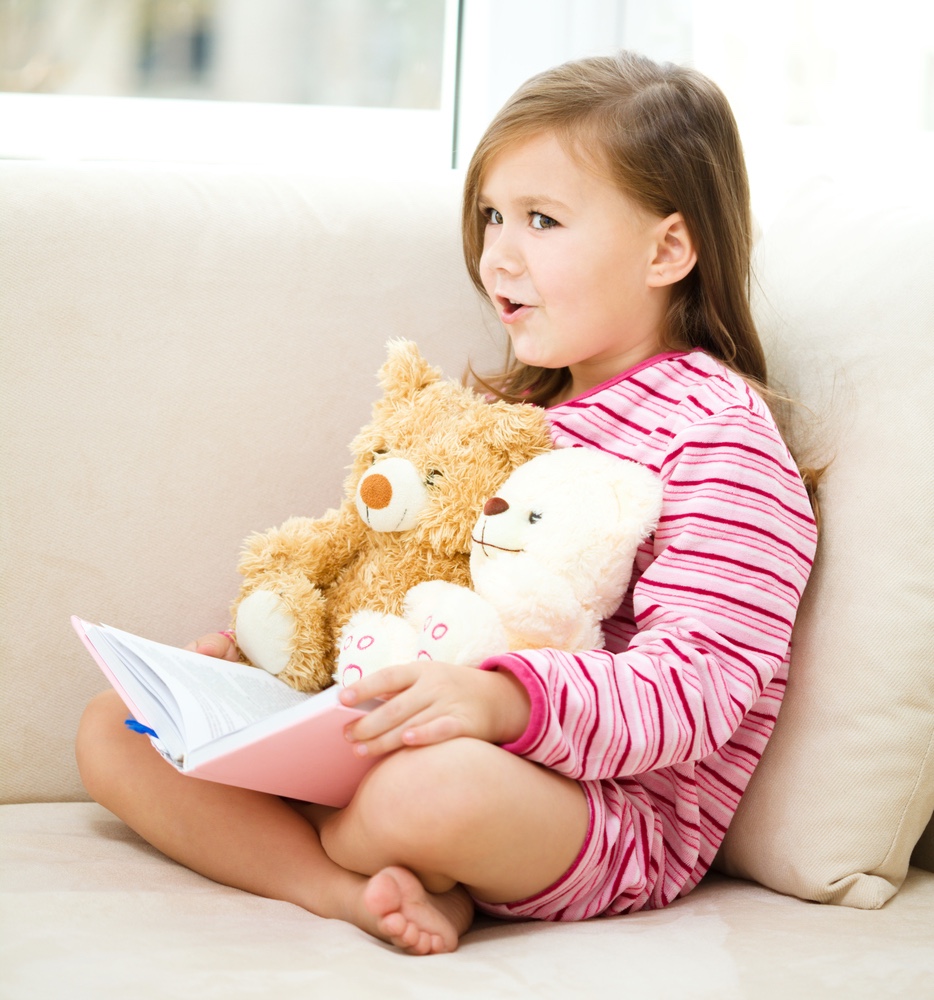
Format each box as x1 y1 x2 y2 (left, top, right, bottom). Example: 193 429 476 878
88 625 189 759
75 617 373 804
95 624 310 753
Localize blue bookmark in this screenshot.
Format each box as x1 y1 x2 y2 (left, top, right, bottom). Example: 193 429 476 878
124 718 159 739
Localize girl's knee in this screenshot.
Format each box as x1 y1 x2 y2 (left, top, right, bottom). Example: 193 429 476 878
76 689 125 744
355 739 499 851
75 690 132 802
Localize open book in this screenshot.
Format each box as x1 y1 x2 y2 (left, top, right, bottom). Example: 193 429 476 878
72 617 377 807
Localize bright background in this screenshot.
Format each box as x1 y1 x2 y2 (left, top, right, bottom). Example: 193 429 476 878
2 0 932 217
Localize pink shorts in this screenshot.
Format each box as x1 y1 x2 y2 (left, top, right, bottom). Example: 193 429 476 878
472 778 647 922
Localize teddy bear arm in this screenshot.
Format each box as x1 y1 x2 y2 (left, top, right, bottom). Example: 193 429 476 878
237 504 367 587
336 610 422 685
481 569 596 651
403 580 510 666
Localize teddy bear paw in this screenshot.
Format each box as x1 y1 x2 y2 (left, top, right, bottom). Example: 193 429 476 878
235 589 297 677
336 611 421 686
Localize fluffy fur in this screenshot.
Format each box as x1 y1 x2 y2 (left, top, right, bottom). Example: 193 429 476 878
336 447 663 683
230 339 552 692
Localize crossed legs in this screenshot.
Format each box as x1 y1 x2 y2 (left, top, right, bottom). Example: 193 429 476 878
76 689 588 954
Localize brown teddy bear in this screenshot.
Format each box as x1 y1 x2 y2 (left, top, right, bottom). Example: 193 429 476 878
230 339 552 692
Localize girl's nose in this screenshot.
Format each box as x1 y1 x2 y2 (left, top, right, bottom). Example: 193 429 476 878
481 224 522 276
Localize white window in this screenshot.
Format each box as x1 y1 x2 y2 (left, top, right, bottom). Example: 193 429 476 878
0 0 461 168
2 0 932 193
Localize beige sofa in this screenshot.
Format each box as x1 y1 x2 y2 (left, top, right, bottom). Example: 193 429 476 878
1 151 932 998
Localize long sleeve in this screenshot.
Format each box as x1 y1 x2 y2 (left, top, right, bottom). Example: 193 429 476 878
481 363 817 784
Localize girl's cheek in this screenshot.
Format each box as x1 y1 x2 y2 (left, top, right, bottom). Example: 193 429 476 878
478 257 496 297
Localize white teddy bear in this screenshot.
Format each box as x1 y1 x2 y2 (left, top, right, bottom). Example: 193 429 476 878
335 447 663 684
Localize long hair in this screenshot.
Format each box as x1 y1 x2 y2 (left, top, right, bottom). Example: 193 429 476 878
462 51 822 514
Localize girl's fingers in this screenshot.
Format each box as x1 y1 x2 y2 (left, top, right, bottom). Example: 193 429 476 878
339 661 491 754
345 684 428 744
340 663 417 706
187 633 238 661
347 709 461 758
399 715 462 747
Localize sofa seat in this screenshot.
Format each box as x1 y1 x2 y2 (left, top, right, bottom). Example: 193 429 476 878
2 802 932 999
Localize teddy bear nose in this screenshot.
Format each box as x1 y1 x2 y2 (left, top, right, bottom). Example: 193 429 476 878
483 497 509 516
359 474 392 510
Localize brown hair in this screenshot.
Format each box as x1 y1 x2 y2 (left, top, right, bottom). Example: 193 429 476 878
462 51 822 515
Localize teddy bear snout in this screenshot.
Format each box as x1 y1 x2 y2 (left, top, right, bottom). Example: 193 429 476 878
355 456 430 533
483 497 510 516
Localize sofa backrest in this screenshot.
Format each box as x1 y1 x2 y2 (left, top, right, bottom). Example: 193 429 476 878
716 172 934 898
0 161 499 804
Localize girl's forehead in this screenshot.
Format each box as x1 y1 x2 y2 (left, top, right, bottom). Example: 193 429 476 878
478 132 621 208
481 130 612 189
486 131 568 169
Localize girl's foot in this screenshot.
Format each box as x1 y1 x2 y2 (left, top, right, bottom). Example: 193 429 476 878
362 866 474 955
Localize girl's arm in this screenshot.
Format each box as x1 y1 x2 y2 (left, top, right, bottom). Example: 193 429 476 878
479 407 818 782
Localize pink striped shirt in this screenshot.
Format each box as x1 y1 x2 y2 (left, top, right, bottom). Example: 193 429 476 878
481 350 817 915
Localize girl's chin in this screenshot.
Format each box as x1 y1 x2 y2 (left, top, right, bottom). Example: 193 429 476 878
508 334 556 370
512 350 564 371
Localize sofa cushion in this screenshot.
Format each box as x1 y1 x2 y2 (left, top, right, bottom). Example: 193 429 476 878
2 803 933 998
716 176 934 907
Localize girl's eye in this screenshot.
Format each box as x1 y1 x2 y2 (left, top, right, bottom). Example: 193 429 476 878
530 212 558 230
485 208 503 226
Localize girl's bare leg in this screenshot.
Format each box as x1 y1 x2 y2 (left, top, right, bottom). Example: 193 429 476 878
310 737 590 944
78 694 587 953
76 690 467 952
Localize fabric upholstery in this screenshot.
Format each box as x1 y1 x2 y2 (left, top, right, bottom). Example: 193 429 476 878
716 177 934 908
0 161 498 804
1 157 932 998
2 803 933 999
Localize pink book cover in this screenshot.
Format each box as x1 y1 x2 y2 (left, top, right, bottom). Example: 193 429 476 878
184 700 377 806
72 616 377 807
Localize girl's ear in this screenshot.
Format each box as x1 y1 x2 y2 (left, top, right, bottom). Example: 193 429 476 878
647 213 697 288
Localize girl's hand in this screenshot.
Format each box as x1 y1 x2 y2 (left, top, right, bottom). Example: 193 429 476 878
339 662 531 758
184 632 240 662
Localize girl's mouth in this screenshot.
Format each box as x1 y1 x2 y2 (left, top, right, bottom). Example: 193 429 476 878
497 296 532 324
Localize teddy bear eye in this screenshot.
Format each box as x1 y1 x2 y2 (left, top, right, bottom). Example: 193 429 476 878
529 511 543 524
370 448 389 464
425 469 443 486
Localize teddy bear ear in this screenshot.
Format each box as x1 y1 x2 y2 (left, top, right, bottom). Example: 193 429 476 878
484 399 554 457
377 339 443 401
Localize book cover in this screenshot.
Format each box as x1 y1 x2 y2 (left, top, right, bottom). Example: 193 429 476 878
72 616 377 807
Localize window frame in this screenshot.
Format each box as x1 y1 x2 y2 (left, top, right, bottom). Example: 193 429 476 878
0 0 463 169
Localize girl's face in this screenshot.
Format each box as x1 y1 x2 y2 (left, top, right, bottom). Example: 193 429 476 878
478 132 673 400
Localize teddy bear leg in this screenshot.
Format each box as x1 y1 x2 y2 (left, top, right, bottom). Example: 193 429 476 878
235 589 296 677
336 611 421 686
403 580 510 668
235 584 335 692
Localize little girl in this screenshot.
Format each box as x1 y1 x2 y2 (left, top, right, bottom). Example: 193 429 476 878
77 51 818 955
